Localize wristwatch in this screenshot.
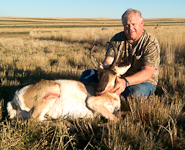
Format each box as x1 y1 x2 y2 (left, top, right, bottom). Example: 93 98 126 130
123 78 129 87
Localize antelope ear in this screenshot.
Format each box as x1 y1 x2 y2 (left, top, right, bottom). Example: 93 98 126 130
114 64 131 76
99 63 104 69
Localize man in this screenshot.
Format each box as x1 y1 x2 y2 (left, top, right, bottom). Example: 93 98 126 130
80 8 160 99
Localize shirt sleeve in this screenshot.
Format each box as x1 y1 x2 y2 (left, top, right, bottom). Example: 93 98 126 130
143 38 160 69
105 43 115 57
105 31 125 57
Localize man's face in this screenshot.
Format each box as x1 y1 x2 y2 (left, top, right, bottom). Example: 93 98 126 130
122 13 143 43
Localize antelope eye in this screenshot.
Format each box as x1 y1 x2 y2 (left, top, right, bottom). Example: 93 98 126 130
112 70 117 75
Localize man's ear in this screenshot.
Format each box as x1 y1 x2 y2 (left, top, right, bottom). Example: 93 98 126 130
140 18 144 26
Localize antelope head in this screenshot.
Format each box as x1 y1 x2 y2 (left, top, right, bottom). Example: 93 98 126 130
90 42 131 95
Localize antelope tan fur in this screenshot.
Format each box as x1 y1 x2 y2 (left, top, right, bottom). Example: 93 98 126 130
7 42 131 121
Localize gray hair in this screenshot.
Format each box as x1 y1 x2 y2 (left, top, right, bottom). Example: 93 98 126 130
122 9 142 24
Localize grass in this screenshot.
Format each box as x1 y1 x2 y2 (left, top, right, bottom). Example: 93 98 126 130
0 17 185 149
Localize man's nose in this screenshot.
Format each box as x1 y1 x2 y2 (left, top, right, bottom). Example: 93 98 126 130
129 24 134 31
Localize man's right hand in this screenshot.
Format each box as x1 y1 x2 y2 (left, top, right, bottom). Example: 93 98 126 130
111 77 126 95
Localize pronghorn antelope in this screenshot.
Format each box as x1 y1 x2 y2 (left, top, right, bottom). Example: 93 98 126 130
7 42 131 121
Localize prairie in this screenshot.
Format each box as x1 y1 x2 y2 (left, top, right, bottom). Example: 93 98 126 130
0 17 185 149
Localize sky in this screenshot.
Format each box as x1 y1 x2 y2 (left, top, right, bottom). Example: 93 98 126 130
0 0 185 19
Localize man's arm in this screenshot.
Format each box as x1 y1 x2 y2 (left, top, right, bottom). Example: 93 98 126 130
125 66 155 85
112 66 155 95
103 56 114 67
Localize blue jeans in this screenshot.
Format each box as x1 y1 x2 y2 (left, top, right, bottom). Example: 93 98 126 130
79 69 156 98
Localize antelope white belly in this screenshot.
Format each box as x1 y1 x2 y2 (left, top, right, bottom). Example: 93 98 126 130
47 80 94 119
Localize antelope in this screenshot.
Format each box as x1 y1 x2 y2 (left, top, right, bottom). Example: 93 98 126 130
7 42 131 121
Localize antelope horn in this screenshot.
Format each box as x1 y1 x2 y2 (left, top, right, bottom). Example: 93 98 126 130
90 44 99 68
108 42 122 69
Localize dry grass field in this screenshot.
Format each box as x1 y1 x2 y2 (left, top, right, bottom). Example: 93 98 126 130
0 17 185 149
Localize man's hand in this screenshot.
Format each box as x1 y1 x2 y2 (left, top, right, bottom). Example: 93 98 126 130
111 77 126 95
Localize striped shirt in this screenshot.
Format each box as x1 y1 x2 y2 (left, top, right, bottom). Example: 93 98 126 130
106 30 160 85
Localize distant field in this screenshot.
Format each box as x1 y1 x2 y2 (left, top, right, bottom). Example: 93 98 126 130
0 17 185 28
0 17 122 28
0 17 184 38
